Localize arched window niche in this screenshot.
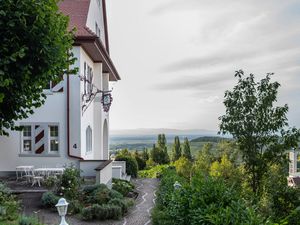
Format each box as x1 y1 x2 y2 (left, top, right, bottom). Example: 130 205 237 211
86 126 92 153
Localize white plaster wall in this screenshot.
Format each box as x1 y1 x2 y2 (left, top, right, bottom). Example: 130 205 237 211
112 161 126 175
99 162 112 185
112 166 122 179
80 49 95 159
86 0 106 47
69 47 82 158
80 161 101 177
93 63 103 159
102 73 110 159
0 77 78 171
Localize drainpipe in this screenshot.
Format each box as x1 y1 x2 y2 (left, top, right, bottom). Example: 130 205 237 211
67 73 84 160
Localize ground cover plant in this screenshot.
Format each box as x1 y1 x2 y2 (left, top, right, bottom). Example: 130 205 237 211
40 167 135 222
0 182 44 225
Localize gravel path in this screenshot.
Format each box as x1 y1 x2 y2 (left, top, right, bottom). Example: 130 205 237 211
23 178 159 225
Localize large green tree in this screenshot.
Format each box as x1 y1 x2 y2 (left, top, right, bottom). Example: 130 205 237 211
0 0 75 135
157 134 170 164
219 70 300 194
182 137 192 161
171 136 182 161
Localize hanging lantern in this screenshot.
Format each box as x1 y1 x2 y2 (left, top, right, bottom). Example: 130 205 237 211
101 93 113 112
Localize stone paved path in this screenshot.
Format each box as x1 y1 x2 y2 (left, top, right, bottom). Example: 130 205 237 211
120 178 158 225
30 178 159 225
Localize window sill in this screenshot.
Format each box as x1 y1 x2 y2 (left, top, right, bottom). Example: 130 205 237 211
43 89 54 95
19 153 61 157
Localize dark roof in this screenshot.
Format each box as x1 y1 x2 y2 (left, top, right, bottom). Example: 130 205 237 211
58 0 95 38
95 160 112 171
58 0 120 81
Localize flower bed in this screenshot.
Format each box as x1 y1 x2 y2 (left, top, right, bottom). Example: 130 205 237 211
41 167 135 221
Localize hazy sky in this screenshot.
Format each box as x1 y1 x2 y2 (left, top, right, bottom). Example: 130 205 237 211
106 0 300 131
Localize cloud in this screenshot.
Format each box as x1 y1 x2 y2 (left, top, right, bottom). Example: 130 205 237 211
154 70 234 91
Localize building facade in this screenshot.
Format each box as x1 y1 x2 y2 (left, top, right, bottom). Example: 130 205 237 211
0 0 121 185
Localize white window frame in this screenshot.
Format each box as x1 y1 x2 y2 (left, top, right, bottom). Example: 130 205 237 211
22 125 33 153
20 123 60 156
49 125 59 153
86 126 93 154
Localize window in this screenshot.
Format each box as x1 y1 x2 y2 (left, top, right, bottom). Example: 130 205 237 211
83 62 93 101
20 123 60 155
86 126 92 153
49 126 59 152
22 126 32 151
95 22 101 38
96 0 101 8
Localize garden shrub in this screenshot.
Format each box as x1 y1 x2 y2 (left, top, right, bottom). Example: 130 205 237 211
112 178 134 196
124 198 135 208
152 169 264 225
56 166 82 199
108 198 127 214
135 156 146 170
43 175 60 189
81 206 93 221
81 204 122 221
0 182 19 222
41 191 59 209
88 185 111 204
82 184 105 195
115 155 138 178
138 164 170 178
18 216 43 225
68 199 82 215
109 189 123 200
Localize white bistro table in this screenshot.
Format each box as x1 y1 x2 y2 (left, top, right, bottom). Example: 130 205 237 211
34 168 65 177
16 166 34 180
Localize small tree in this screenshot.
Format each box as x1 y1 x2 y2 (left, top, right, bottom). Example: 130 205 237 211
174 156 192 179
171 136 182 161
142 148 149 161
157 134 170 164
0 0 76 135
182 138 192 161
219 70 300 194
193 143 214 175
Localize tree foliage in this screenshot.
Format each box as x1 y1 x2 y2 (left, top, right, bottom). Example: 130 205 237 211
150 134 170 165
182 137 192 161
174 156 192 179
219 70 300 194
0 0 76 135
171 136 181 162
193 143 215 175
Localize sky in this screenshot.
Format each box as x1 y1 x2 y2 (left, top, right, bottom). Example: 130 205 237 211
106 0 300 132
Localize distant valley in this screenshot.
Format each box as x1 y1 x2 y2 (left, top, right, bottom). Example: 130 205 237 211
109 129 230 154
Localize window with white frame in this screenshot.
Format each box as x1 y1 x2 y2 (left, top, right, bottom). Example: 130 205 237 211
86 126 92 153
49 125 59 152
20 123 59 155
22 126 32 152
95 22 101 38
96 0 101 8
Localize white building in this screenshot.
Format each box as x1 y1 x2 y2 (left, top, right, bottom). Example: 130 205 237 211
0 0 122 186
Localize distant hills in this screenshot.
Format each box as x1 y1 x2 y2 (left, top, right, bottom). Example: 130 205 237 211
190 136 231 143
110 128 231 151
111 128 218 136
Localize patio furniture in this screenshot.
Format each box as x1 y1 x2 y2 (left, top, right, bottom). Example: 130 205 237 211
34 168 65 178
21 167 43 187
16 166 34 181
31 173 44 187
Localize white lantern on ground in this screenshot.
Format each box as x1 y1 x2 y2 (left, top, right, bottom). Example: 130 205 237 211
174 181 182 190
55 198 69 225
